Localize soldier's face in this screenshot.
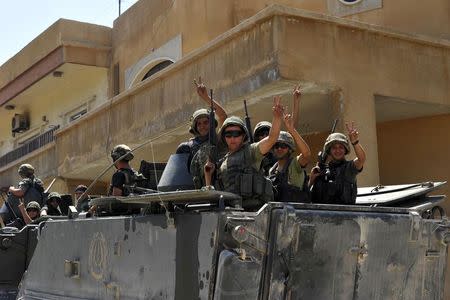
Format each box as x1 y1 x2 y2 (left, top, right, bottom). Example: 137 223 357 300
27 209 39 219
224 125 244 152
196 117 210 136
330 143 346 160
273 143 290 159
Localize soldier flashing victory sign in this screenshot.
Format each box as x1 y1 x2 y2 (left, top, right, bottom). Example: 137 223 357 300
310 121 366 205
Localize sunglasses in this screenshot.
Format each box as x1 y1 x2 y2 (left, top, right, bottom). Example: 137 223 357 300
255 129 270 138
273 143 289 149
224 130 243 138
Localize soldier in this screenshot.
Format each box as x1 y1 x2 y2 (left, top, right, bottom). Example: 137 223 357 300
204 96 284 210
8 164 44 206
74 185 90 212
41 192 63 216
18 201 41 225
269 111 311 203
309 122 366 205
109 144 145 196
253 85 303 175
177 77 228 188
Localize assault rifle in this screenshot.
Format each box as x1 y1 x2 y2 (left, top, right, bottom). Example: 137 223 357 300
317 118 339 181
208 89 218 166
243 100 254 143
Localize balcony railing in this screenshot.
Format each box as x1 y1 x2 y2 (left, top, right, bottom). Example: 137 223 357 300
0 126 59 168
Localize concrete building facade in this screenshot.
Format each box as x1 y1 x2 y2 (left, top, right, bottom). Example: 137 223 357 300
0 0 449 292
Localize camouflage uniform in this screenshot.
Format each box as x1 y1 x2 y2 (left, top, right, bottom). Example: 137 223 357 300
253 121 277 176
269 131 310 203
216 116 273 210
311 133 361 205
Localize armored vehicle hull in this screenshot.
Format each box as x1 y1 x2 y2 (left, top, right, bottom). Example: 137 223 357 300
11 184 449 300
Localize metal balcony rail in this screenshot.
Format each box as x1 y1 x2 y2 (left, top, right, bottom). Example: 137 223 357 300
0 126 60 168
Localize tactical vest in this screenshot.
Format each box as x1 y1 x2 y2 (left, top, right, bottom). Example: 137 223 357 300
311 160 357 205
21 177 45 206
269 158 310 203
108 168 143 196
260 152 277 176
217 144 273 210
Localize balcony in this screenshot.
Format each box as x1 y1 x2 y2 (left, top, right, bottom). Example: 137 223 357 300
0 126 59 169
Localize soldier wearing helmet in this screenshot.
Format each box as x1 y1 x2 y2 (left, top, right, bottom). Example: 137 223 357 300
41 192 62 216
309 122 366 205
18 201 41 225
8 163 44 206
175 77 228 188
74 185 90 212
204 96 284 210
268 108 311 203
109 144 141 197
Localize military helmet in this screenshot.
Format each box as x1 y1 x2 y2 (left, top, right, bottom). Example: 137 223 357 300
111 144 134 162
74 185 88 193
47 192 61 203
26 201 41 211
324 132 350 155
218 116 249 143
276 131 295 150
18 164 35 177
253 121 272 137
189 109 217 135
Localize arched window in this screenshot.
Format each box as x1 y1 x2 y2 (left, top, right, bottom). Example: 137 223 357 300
339 0 362 4
142 60 173 81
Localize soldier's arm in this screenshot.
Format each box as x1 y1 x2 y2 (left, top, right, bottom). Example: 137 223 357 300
346 122 365 171
9 186 24 197
18 202 33 225
258 96 283 155
284 111 311 167
194 77 227 126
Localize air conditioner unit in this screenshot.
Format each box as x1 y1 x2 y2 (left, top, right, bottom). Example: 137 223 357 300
12 114 29 133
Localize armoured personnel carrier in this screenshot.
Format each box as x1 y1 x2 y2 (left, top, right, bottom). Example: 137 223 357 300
1 178 448 299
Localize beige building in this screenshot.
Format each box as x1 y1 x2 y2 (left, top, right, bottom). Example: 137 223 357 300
0 0 449 292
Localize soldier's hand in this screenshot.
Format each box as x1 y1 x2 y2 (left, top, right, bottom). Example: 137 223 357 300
283 113 295 131
8 186 14 193
345 121 359 144
194 76 208 99
204 160 215 175
272 96 284 119
310 166 321 182
293 85 302 100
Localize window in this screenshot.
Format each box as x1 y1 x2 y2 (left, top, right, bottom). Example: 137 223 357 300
142 60 173 81
69 109 88 122
339 0 363 4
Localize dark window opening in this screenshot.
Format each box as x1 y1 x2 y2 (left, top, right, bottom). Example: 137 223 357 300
142 60 173 81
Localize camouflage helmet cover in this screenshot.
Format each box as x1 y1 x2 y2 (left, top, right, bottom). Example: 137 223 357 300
189 109 217 135
218 116 249 143
26 201 41 211
111 144 134 162
276 131 295 150
47 192 61 201
324 132 350 155
253 121 272 137
18 163 34 177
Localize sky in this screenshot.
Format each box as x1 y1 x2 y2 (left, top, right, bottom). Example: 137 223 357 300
0 0 139 66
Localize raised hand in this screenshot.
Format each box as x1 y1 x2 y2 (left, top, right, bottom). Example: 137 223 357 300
193 76 208 99
293 85 302 100
345 121 359 144
283 113 295 132
272 96 284 119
